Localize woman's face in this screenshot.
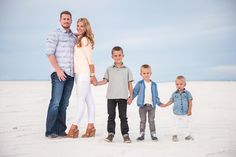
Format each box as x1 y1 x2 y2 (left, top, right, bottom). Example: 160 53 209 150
77 21 85 36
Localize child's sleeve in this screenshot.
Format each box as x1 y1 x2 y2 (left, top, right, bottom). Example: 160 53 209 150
170 92 175 102
187 91 193 100
127 68 134 82
103 68 109 81
155 84 162 106
133 82 140 99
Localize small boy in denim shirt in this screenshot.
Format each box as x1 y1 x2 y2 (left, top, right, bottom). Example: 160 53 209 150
161 75 193 142
129 64 163 141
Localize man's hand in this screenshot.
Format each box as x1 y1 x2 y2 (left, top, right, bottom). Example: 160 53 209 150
56 69 67 81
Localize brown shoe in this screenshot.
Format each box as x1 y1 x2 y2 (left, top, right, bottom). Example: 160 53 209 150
66 124 79 138
82 125 96 138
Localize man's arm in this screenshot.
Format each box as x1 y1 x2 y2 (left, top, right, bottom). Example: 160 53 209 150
48 55 66 81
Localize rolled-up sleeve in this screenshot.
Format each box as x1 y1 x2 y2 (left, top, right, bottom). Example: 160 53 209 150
46 31 58 56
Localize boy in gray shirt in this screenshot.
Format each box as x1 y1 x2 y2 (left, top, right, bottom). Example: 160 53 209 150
96 46 133 143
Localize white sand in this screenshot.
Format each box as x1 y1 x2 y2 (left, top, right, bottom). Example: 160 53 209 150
0 81 236 157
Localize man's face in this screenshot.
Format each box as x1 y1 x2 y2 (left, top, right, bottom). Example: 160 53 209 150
60 14 72 29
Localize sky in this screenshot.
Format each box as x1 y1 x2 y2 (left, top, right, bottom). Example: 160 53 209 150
0 0 236 82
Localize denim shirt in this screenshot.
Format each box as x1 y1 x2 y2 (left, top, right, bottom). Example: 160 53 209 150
133 80 162 108
170 89 193 115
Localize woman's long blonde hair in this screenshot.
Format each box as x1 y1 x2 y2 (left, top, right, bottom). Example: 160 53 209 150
77 18 95 49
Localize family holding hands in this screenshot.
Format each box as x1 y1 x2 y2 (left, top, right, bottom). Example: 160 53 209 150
45 11 194 143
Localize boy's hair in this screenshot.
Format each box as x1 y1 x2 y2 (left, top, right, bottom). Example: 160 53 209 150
141 64 151 69
111 46 123 54
176 75 186 81
60 11 72 19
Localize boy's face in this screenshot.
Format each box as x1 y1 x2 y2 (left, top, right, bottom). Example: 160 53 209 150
140 68 152 81
112 50 124 64
175 79 186 91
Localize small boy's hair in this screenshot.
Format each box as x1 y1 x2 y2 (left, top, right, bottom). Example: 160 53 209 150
60 11 72 19
141 64 151 69
176 75 186 81
111 46 123 54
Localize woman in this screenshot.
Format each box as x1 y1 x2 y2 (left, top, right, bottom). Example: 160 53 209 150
67 18 97 138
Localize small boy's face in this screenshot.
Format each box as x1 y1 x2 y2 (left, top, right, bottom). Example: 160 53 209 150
175 79 186 91
140 68 152 81
112 50 124 64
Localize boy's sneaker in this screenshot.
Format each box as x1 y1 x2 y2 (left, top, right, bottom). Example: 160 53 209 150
136 132 144 141
172 135 178 142
123 134 132 143
151 134 158 141
105 133 114 142
185 135 194 141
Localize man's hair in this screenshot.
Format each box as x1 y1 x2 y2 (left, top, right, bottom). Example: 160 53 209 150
141 64 151 69
60 11 72 19
111 46 123 54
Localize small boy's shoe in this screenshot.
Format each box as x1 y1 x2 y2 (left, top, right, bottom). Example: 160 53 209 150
185 135 194 141
136 132 144 141
172 135 178 142
151 134 158 141
123 134 132 143
105 133 114 142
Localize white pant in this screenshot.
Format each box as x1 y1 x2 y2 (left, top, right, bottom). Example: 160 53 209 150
74 74 95 127
172 115 191 137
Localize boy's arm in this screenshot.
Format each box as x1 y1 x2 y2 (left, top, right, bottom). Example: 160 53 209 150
160 100 173 107
187 100 193 116
127 81 133 105
96 79 108 86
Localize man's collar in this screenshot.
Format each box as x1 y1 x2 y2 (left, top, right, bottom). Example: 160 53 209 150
59 26 72 33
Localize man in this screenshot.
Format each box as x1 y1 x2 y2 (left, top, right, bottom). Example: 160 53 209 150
45 11 76 138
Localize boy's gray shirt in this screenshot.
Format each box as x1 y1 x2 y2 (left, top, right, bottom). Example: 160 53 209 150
103 64 133 99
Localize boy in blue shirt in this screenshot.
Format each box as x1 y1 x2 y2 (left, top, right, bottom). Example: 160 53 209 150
129 64 163 141
161 75 193 142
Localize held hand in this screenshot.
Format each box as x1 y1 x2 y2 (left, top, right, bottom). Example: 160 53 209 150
56 69 67 81
127 97 132 105
90 76 97 86
159 103 166 108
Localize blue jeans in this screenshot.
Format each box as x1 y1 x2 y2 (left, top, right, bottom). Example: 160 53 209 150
45 72 74 136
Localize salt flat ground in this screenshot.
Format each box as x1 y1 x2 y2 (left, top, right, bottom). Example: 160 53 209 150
0 81 236 157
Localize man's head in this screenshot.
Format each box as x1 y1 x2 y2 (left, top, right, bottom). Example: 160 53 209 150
111 46 124 64
60 11 72 30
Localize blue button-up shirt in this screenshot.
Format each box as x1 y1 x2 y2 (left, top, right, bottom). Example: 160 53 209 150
170 89 193 115
46 26 77 77
133 80 162 108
